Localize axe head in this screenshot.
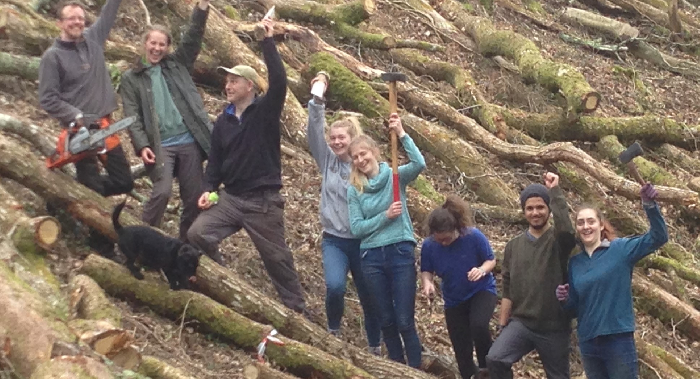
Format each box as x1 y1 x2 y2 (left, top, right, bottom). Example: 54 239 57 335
619 142 644 164
380 72 407 83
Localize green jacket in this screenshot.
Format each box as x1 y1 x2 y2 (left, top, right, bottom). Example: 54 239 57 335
119 6 212 180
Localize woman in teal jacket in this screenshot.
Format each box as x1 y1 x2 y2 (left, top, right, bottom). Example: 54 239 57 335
556 183 668 379
347 114 426 367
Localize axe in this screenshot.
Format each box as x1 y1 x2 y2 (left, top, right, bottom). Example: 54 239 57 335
618 142 646 185
380 71 407 202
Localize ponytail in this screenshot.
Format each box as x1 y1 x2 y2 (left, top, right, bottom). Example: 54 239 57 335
329 117 363 139
427 194 474 234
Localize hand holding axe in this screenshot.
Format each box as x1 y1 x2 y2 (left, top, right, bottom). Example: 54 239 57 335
618 142 646 185
380 71 407 202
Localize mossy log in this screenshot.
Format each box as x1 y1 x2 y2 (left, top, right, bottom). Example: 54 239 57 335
80 254 375 379
0 50 42 81
496 106 700 151
0 189 60 254
69 275 122 328
605 0 700 35
641 255 700 287
656 144 700 176
194 256 441 379
0 2 138 60
268 0 375 26
307 52 518 207
29 355 114 379
147 0 308 147
597 135 686 188
243 363 300 379
637 337 700 379
632 272 700 341
391 84 700 211
562 7 640 40
431 0 601 113
636 338 685 379
137 356 198 379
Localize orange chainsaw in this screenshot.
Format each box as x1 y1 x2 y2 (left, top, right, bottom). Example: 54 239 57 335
46 115 136 169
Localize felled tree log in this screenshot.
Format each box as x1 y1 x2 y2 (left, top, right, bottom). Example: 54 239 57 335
605 0 700 35
495 106 700 150
0 51 42 81
641 255 700 287
243 363 299 379
0 184 60 254
267 0 375 27
80 255 376 379
29 355 113 379
560 8 700 80
636 339 685 379
307 52 518 207
656 144 700 176
597 135 686 188
195 255 442 379
69 275 122 325
637 337 700 379
431 0 601 113
632 272 700 341
138 356 198 379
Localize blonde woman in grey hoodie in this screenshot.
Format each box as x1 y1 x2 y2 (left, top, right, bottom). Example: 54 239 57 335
306 72 380 354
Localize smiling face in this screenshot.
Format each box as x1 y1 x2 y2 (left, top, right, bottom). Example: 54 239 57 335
576 208 603 248
350 142 379 177
225 74 254 104
57 5 86 42
329 125 351 159
523 197 550 230
144 30 169 65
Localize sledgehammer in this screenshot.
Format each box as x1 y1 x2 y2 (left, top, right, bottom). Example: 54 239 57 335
618 142 646 185
380 71 407 202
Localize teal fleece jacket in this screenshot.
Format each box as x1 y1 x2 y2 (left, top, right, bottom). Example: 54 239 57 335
563 202 668 342
347 134 426 249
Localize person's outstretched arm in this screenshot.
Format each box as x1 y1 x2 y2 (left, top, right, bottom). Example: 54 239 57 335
86 0 125 45
172 0 210 70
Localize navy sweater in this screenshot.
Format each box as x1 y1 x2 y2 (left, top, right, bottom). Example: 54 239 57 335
563 202 668 342
204 37 286 195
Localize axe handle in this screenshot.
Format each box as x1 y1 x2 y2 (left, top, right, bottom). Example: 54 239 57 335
626 161 646 185
388 81 399 174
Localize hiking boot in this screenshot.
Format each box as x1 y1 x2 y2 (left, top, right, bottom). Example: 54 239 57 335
368 346 381 356
328 329 341 338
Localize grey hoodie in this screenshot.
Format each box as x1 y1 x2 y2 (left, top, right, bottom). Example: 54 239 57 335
38 0 123 124
306 98 355 239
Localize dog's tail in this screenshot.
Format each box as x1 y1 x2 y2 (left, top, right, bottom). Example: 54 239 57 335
112 200 126 233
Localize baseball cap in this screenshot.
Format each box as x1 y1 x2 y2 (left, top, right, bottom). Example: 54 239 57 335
217 65 266 93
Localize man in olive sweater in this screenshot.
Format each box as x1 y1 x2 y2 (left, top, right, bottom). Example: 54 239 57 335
486 172 576 379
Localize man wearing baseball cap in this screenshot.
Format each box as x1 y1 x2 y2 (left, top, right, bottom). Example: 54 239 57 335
187 15 306 314
486 172 576 379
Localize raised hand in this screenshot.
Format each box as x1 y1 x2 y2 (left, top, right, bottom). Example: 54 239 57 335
387 113 405 138
543 172 559 189
640 183 658 202
261 17 274 38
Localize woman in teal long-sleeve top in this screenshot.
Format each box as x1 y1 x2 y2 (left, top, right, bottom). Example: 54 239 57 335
347 114 426 368
556 183 668 379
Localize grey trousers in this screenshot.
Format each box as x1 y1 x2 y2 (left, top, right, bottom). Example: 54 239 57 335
486 318 570 379
142 143 204 240
187 190 306 313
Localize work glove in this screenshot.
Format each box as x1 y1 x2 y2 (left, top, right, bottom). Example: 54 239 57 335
640 183 658 203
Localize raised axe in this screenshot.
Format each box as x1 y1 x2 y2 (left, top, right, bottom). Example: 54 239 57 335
618 141 646 185
380 71 407 202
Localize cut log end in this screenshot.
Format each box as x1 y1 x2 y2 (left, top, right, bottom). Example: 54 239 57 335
33 216 60 248
108 345 141 370
364 0 376 15
244 365 261 379
582 91 601 113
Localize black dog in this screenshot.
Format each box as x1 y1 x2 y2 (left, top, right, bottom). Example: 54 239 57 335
112 200 202 290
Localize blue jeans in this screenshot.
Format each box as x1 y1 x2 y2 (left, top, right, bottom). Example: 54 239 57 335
322 233 381 347
579 332 638 379
361 241 422 368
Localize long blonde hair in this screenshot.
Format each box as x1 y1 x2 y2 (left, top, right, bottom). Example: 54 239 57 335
328 117 363 140
348 135 381 193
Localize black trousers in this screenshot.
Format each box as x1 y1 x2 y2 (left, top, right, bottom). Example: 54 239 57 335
75 145 134 255
444 290 498 379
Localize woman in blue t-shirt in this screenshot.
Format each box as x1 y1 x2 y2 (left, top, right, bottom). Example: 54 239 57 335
421 195 497 379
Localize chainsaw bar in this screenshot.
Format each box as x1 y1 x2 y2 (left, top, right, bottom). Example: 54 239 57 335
68 116 136 154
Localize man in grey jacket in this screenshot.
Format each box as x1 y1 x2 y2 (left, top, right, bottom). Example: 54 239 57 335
39 0 133 257
119 0 213 240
